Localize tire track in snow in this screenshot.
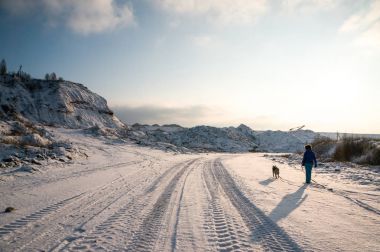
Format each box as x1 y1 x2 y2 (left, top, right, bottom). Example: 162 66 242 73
1 159 147 199
212 158 304 252
203 160 256 251
0 174 124 239
169 161 201 252
2 176 130 251
62 158 200 251
169 160 210 251
48 157 164 251
0 193 85 237
0 158 158 251
125 158 199 251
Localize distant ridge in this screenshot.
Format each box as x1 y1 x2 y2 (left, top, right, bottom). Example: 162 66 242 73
128 123 319 153
318 132 380 140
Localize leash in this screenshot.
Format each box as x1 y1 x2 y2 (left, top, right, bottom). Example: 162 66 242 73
277 161 328 189
296 164 331 190
300 165 322 185
276 168 329 192
270 156 329 190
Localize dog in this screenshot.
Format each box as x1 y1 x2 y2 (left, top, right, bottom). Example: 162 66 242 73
272 165 280 179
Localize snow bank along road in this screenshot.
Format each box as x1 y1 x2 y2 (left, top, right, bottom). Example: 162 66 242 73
0 143 379 251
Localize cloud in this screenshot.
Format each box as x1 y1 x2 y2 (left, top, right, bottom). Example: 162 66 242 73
112 104 226 126
340 0 380 33
154 0 341 25
111 105 303 131
192 35 213 47
282 0 339 12
340 0 380 49
0 0 134 35
154 0 268 25
65 0 134 34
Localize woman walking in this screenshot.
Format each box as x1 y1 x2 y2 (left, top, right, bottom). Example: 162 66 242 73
302 145 317 184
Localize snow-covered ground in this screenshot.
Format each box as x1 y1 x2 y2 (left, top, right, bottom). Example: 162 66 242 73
224 154 379 252
0 129 378 251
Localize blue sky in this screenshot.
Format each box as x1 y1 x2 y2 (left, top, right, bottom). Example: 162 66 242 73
1 0 379 133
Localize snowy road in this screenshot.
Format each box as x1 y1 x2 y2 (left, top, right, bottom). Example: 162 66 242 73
0 153 302 251
0 137 379 251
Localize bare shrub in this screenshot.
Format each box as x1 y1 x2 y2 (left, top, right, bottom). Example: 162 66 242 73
334 136 367 161
333 136 380 165
370 148 380 165
311 136 336 158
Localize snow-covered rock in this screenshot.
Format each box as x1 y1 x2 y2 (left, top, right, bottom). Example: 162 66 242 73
0 76 116 168
0 77 124 129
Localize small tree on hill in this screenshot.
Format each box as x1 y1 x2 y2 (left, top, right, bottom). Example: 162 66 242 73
20 72 31 81
0 59 7 75
50 72 57 81
45 73 50 80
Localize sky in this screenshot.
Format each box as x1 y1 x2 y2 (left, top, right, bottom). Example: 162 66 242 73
0 0 379 133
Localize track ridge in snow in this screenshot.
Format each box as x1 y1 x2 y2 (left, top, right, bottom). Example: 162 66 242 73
146 159 196 193
281 173 380 216
339 194 380 216
0 193 85 238
61 158 200 251
1 175 134 251
203 160 256 251
50 158 170 251
125 158 199 251
169 160 202 252
0 156 168 252
6 159 147 194
212 158 305 251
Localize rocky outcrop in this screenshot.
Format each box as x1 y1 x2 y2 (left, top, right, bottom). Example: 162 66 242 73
0 76 124 129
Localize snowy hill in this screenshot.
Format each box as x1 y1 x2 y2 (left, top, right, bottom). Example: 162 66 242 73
0 76 124 129
255 129 318 152
129 123 258 152
128 123 319 153
0 75 127 170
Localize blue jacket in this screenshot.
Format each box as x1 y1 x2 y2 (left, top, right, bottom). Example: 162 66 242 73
302 149 317 167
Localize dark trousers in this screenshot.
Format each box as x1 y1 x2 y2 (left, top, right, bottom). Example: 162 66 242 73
305 163 313 183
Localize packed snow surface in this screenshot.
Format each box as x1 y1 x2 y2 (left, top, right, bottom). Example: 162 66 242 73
0 129 378 251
